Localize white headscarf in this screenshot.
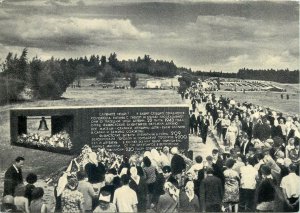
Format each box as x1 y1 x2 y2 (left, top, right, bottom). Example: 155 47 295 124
171 147 179 155
185 181 195 202
105 173 114 185
130 167 140 184
88 152 98 166
144 151 151 158
56 173 68 196
119 168 128 177
160 152 171 167
164 182 179 201
151 149 161 162
151 149 161 168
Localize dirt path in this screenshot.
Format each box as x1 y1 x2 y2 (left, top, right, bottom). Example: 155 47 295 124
183 98 218 160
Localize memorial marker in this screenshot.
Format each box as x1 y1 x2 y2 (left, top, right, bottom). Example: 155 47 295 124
10 105 189 154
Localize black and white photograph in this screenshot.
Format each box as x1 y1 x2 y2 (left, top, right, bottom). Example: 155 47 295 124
0 0 299 212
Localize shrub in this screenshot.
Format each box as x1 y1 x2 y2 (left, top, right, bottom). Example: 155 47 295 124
130 73 138 88
97 64 115 83
0 77 26 104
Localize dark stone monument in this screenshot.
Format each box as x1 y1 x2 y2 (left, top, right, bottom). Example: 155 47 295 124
10 106 189 155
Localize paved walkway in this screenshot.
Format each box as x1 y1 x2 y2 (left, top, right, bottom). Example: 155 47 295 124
182 98 219 160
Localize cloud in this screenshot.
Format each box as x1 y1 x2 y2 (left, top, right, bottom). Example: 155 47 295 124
0 16 153 51
45 0 83 6
24 17 152 40
187 15 299 42
220 50 299 71
0 1 298 72
155 14 298 70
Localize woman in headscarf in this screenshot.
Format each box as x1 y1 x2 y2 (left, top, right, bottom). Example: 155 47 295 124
129 166 148 212
93 191 116 213
160 146 172 167
151 149 162 169
100 173 116 202
263 151 281 184
178 181 200 212
156 182 178 213
61 177 85 213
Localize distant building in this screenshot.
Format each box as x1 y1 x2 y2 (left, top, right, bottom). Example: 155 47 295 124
145 78 179 88
146 80 161 88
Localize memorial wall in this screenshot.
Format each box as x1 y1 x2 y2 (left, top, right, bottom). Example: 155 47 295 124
10 106 189 155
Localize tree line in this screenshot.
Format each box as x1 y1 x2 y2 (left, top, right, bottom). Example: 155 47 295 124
236 68 299 83
0 49 77 104
97 53 178 79
52 53 178 79
0 50 179 104
0 49 298 105
192 69 299 83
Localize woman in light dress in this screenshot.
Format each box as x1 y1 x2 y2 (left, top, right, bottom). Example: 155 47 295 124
223 159 240 212
221 114 231 146
225 121 238 147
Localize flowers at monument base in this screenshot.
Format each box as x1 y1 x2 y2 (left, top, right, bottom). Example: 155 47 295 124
74 145 120 169
46 143 196 190
17 131 73 150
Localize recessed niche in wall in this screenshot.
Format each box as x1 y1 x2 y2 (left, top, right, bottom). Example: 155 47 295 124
15 115 74 152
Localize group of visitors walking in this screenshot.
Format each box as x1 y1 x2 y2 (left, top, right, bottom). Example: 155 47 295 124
1 81 300 213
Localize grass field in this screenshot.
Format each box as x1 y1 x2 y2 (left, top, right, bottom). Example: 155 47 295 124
0 77 298 197
215 91 299 115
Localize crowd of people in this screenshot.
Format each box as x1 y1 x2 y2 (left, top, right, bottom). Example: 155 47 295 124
187 82 300 212
1 82 300 213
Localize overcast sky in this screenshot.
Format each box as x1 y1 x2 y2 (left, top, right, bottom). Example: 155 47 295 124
0 0 298 72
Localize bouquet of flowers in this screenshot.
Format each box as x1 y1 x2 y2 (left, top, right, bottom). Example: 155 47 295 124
17 131 73 150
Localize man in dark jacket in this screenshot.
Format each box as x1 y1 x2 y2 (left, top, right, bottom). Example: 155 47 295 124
242 116 253 140
255 165 277 212
240 132 254 156
253 118 271 141
205 102 212 113
3 157 25 196
200 167 224 212
190 112 197 135
191 98 197 112
170 149 186 176
210 105 218 125
197 111 204 137
212 149 225 187
201 115 210 144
